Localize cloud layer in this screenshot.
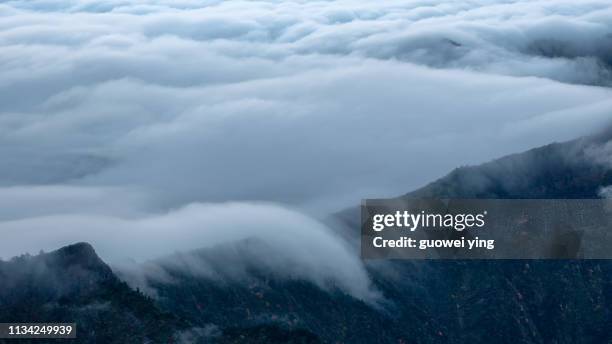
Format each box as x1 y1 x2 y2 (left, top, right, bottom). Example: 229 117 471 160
0 199 379 301
2 0 612 208
1 0 612 296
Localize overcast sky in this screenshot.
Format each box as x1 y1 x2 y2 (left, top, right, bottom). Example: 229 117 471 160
1 0 612 296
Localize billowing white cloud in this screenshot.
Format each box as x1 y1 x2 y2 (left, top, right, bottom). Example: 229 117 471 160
0 201 379 301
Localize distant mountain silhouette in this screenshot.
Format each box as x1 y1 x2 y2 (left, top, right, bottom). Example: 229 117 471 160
408 138 612 199
337 130 612 231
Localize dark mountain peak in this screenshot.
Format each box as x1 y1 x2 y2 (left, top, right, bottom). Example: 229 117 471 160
49 241 110 274
0 242 183 343
57 241 96 255
0 242 116 300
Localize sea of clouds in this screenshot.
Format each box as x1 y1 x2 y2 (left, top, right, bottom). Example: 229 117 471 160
1 0 612 299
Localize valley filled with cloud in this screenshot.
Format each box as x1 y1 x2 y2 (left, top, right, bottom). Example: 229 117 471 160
1 0 612 297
